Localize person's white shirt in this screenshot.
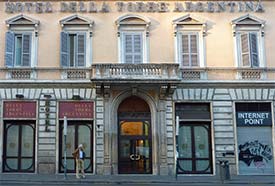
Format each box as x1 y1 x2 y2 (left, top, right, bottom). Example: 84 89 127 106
79 150 83 159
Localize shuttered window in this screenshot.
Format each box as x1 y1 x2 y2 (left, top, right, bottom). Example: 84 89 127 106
240 32 259 67
181 33 199 67
5 32 32 67
61 32 86 67
123 33 143 64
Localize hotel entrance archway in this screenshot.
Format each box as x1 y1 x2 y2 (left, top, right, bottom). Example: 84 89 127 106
117 96 152 174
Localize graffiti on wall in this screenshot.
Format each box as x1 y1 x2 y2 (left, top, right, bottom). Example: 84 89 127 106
239 140 273 169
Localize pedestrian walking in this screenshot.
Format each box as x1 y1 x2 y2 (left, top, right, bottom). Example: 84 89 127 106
72 144 86 179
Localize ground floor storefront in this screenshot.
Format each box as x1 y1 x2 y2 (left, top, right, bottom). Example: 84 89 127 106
0 83 275 176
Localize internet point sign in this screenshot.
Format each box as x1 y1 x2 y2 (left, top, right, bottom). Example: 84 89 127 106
237 112 272 126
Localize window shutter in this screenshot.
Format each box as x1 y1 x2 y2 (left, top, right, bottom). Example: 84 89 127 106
22 33 32 66
133 34 142 64
76 33 86 67
240 33 250 67
249 33 259 67
5 32 15 67
61 32 69 67
190 34 199 67
124 33 143 63
124 34 133 63
181 34 189 67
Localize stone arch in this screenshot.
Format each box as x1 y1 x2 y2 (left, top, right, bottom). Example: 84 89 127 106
110 89 158 175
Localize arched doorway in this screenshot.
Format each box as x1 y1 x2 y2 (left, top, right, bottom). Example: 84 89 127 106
117 96 152 174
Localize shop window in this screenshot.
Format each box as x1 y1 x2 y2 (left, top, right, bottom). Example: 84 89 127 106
175 103 212 174
173 15 206 68
116 14 150 63
231 14 266 79
236 102 274 175
3 121 36 172
59 121 93 173
60 15 93 79
5 15 39 79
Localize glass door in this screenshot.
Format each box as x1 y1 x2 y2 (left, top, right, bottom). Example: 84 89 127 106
177 123 212 174
59 121 93 173
118 121 152 174
3 121 35 172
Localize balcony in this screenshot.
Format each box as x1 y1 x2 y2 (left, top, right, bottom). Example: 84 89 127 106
91 63 180 84
0 65 274 83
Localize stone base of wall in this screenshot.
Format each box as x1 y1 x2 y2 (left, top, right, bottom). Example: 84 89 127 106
38 163 55 174
103 165 112 175
159 165 169 175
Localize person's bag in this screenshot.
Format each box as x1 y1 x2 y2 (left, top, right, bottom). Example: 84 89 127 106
82 151 86 160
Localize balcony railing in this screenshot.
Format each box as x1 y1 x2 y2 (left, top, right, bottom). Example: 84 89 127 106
0 66 274 81
91 63 180 82
7 68 36 79
61 68 90 80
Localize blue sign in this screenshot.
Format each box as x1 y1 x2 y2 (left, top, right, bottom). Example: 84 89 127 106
237 112 272 126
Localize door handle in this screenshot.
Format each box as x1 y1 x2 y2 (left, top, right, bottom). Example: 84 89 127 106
130 154 141 160
130 154 135 160
135 154 141 160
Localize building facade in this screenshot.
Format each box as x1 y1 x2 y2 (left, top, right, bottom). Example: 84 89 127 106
0 0 275 177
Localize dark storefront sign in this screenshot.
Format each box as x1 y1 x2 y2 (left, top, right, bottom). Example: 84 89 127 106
236 112 272 126
59 101 94 118
3 101 36 118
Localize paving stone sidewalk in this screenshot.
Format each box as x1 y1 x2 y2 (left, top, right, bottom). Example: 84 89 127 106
0 174 275 185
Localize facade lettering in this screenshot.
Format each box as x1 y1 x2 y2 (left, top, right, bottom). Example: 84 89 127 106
3 101 36 118
59 101 94 118
5 1 265 14
237 112 272 126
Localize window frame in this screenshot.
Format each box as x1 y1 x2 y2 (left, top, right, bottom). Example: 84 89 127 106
61 30 88 68
5 28 38 68
232 15 266 69
116 14 150 64
60 15 94 69
235 29 264 68
177 31 200 68
173 15 206 69
120 30 147 64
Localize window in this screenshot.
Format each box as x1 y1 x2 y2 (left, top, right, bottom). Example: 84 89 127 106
239 32 259 67
60 15 93 68
121 32 143 63
61 32 86 67
232 15 266 79
173 15 206 68
60 15 93 79
235 103 273 174
116 14 150 63
5 15 39 68
179 33 199 67
175 103 212 174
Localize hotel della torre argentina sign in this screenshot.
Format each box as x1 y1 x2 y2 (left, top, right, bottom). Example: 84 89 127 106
5 1 264 14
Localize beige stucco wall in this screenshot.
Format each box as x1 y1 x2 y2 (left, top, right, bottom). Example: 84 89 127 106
0 1 274 79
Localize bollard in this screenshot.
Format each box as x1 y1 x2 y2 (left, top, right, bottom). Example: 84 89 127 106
219 160 230 183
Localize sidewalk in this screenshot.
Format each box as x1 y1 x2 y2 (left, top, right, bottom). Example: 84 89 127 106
0 173 275 185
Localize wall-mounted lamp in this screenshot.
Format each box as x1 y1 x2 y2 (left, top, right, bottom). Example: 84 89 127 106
15 94 24 99
72 95 81 100
43 94 52 99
